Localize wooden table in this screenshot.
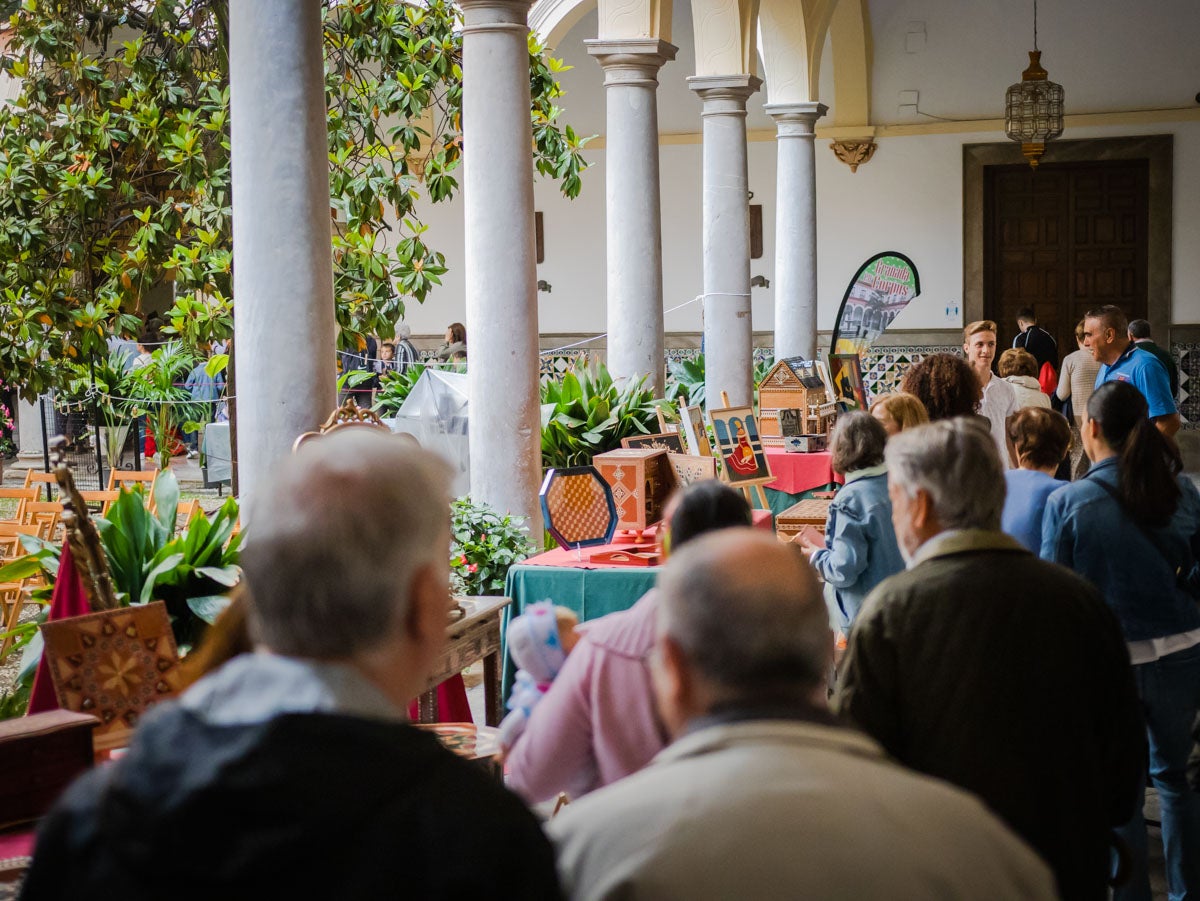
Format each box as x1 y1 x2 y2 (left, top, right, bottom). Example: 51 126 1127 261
418 596 511 727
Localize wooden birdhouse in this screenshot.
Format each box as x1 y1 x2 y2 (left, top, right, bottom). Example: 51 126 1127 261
758 357 837 446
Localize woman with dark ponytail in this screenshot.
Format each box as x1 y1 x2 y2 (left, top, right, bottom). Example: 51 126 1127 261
1042 379 1200 900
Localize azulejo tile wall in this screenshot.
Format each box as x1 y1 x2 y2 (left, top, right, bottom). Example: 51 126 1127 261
1172 344 1198 427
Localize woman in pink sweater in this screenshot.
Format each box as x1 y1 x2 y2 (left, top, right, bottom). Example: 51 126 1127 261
505 480 752 803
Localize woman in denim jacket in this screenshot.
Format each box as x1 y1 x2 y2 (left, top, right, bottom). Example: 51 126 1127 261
1042 380 1200 901
800 412 905 630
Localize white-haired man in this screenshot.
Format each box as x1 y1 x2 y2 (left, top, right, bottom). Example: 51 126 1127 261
837 418 1144 901
22 431 561 900
551 529 1059 901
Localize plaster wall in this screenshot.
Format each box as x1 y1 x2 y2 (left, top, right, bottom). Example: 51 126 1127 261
399 0 1200 339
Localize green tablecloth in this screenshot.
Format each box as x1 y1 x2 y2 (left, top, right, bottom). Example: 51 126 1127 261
764 483 839 515
501 562 660 697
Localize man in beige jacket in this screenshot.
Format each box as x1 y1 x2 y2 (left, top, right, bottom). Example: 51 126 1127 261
550 530 1057 901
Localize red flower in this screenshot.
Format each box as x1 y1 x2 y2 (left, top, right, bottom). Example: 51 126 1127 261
467 563 478 573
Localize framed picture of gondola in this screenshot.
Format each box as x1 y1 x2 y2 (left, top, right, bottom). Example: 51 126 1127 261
707 406 772 487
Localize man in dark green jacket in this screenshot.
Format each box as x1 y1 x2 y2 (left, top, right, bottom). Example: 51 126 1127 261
1128 318 1178 399
836 417 1144 901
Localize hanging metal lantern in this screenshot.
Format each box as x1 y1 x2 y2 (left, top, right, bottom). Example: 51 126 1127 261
1005 2 1063 169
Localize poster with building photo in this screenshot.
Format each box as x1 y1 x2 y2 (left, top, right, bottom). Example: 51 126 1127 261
831 252 921 356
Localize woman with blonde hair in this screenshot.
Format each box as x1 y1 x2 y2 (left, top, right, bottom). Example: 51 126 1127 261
869 392 929 436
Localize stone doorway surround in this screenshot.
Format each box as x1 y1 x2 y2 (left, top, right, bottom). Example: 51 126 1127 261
963 135 1173 350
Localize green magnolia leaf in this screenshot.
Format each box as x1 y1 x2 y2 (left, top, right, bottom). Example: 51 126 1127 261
187 594 233 625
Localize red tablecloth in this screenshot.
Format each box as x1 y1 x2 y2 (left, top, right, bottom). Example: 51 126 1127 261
764 449 844 495
524 509 773 570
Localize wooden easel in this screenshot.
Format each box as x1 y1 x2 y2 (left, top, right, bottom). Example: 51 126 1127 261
714 391 772 512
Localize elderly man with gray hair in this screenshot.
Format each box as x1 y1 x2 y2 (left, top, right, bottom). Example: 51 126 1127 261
837 418 1144 901
551 528 1059 901
22 430 562 900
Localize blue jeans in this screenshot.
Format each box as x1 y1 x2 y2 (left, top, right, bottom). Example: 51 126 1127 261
1115 642 1200 901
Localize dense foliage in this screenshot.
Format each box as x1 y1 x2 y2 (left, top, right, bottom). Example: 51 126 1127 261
449 496 532 597
0 0 589 395
540 363 666 470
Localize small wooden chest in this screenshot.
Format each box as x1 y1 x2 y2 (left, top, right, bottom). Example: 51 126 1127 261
592 448 677 531
0 709 99 830
776 497 833 540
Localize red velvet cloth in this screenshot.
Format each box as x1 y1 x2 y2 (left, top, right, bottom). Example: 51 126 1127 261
764 449 844 495
27 543 91 715
408 674 473 723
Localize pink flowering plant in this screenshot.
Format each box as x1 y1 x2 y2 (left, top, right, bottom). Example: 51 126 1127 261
449 497 533 597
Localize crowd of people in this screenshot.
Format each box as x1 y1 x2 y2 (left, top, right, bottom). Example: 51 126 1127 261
20 303 1199 901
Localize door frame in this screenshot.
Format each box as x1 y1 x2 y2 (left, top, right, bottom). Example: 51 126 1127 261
964 135 1173 343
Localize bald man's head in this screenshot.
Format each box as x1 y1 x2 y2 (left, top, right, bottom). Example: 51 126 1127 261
657 529 830 701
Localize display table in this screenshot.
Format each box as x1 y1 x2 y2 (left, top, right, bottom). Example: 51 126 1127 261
417 596 511 727
763 448 842 514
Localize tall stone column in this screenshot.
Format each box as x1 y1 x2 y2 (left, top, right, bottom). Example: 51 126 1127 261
766 102 826 361
688 75 761 407
230 3 336 520
586 39 676 396
460 0 543 535
16 397 44 461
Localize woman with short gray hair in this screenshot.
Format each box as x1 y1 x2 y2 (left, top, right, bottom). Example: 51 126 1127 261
799 412 905 630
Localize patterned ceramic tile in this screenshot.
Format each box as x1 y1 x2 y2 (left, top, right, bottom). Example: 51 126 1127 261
1172 343 1199 427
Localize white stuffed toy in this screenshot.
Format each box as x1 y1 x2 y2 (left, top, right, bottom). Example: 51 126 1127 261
498 601 579 751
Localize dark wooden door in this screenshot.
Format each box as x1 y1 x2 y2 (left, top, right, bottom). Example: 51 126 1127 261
984 160 1149 357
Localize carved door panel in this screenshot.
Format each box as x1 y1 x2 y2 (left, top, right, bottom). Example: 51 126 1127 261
985 160 1148 357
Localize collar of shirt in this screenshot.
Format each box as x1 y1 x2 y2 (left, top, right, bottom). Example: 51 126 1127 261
844 463 888 485
181 652 405 726
910 528 1026 568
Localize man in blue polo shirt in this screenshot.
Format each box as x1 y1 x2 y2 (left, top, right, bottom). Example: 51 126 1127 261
1083 304 1180 436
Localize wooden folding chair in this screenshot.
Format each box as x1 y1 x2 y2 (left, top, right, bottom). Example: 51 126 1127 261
78 490 121 516
0 522 44 561
0 487 39 523
0 579 30 658
22 501 63 542
106 469 158 493
176 498 205 532
23 470 60 501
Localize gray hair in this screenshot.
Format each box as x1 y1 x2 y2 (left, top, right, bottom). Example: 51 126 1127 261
658 530 829 695
396 322 412 340
885 418 1005 531
241 429 452 658
829 411 887 476
1128 318 1152 340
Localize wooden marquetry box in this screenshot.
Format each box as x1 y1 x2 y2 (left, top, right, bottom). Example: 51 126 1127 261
0 709 98 830
592 448 677 531
758 357 831 447
776 498 833 539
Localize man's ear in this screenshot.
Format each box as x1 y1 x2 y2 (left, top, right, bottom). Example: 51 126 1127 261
404 562 449 645
911 487 934 531
650 635 694 739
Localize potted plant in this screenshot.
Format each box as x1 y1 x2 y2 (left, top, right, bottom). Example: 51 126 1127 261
128 341 205 470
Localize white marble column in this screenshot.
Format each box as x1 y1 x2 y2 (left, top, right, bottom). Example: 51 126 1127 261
688 74 761 408
230 2 336 519
586 39 676 396
461 0 543 535
766 102 826 362
16 397 44 460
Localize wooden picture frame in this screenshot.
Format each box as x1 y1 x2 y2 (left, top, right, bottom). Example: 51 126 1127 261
707 406 773 487
828 353 868 411
667 453 718 486
621 432 686 453
656 406 681 435
679 401 712 457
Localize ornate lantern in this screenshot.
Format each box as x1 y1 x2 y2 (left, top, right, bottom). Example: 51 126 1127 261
1004 1 1064 169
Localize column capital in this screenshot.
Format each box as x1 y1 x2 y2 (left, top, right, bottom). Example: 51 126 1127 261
586 38 677 87
764 101 828 137
687 74 761 114
458 0 534 32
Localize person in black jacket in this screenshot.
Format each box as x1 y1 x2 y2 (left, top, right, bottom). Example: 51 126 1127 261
1013 307 1059 371
21 431 562 901
836 417 1144 901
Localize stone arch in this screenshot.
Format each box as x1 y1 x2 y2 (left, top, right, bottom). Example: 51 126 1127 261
757 0 837 104
691 0 759 76
534 0 672 47
826 0 871 127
